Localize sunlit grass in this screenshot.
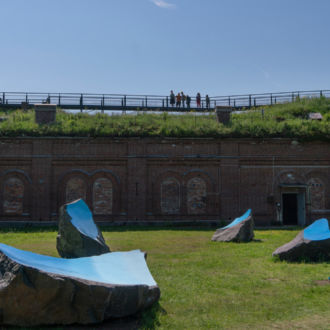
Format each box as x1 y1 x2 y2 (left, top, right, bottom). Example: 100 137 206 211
0 227 329 329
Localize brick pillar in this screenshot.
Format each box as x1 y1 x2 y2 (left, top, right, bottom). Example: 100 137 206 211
219 142 240 220
220 159 240 220
126 142 147 221
127 158 147 220
31 140 52 221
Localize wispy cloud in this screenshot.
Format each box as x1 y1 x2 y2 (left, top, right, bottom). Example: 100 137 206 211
150 0 176 9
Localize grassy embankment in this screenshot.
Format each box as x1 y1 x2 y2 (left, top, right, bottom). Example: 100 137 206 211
0 97 329 141
1 227 329 329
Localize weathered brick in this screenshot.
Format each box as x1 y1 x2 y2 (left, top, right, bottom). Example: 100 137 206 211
3 178 24 214
93 178 113 215
161 177 180 214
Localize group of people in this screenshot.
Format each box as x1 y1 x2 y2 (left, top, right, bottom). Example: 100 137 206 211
169 91 210 109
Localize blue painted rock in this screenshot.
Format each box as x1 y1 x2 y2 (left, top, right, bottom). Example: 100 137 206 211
273 218 330 261
57 199 110 258
212 209 254 242
0 244 160 326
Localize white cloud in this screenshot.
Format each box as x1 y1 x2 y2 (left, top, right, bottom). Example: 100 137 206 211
150 0 176 9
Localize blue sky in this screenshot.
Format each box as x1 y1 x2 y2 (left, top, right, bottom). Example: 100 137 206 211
0 0 329 96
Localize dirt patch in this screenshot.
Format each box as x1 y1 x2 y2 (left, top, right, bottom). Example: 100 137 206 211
315 280 330 286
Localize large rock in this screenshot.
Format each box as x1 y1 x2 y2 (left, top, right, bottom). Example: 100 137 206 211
57 199 110 258
212 209 254 242
0 243 160 326
273 218 330 262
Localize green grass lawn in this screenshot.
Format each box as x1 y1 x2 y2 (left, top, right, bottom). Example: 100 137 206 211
0 227 329 329
0 97 329 141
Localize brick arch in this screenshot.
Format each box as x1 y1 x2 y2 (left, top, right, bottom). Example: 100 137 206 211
186 177 207 215
305 171 328 210
183 170 214 215
0 170 32 217
91 171 121 215
58 170 89 208
153 171 183 215
161 177 181 215
275 170 306 186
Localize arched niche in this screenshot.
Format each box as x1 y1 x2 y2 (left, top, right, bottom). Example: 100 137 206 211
3 177 24 215
161 177 180 214
93 177 113 215
307 177 325 210
66 177 87 203
187 177 207 215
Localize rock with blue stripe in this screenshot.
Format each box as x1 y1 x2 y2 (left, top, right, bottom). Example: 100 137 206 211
57 199 110 258
0 244 160 326
212 209 254 242
273 218 330 261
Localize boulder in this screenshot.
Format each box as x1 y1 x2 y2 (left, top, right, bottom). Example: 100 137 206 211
212 209 254 242
57 199 110 258
0 243 160 326
273 218 330 262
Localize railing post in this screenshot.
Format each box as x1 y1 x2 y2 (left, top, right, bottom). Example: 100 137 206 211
228 97 231 106
58 93 61 106
124 95 126 107
274 97 277 104
145 96 148 108
162 99 164 108
234 100 236 107
80 94 83 112
270 93 273 105
2 92 5 104
320 90 323 97
254 98 256 107
166 96 168 109
26 93 28 103
292 92 294 102
249 95 251 107
102 95 104 113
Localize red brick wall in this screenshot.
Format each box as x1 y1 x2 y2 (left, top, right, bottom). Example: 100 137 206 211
0 137 329 226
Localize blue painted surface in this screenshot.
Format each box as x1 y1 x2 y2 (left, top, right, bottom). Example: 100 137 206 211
0 243 157 286
222 209 251 229
303 218 330 241
67 199 99 240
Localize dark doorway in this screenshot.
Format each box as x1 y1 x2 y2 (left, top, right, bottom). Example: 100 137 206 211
282 193 298 225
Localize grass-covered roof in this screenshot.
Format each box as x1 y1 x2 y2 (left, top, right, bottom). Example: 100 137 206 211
0 97 329 141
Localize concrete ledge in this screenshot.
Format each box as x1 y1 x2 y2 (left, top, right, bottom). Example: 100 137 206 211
0 220 222 228
0 221 304 230
35 104 56 124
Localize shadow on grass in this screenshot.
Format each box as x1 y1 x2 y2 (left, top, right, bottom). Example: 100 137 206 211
139 302 166 329
0 224 303 234
0 225 220 234
272 254 330 264
0 304 166 330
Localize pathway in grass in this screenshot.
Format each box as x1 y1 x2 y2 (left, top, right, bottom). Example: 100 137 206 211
0 227 329 329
